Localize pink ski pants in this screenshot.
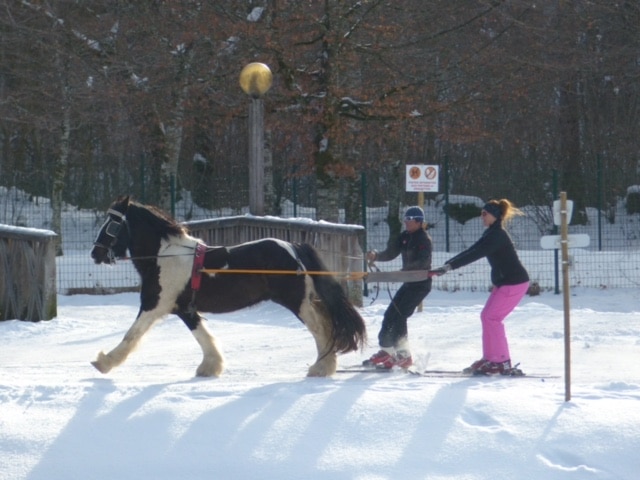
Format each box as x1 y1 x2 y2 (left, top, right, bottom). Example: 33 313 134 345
480 282 529 363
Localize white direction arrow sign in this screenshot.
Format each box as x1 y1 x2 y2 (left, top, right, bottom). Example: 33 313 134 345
540 233 590 250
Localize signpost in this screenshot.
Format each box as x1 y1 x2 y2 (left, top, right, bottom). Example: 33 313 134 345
405 164 439 311
540 192 589 402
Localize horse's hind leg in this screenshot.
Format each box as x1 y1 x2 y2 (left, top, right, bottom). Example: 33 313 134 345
298 278 337 377
176 310 224 377
308 332 337 377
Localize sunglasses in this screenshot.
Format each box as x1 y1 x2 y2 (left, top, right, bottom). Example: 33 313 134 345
404 216 423 222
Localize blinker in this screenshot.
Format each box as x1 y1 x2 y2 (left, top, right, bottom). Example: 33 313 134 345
105 220 122 238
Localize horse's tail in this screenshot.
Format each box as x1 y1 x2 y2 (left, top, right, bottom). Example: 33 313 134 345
297 244 367 354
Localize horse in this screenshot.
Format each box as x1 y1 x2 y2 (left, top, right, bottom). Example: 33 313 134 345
90 195 367 377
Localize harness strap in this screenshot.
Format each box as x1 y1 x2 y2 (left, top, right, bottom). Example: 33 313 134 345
191 242 207 291
107 208 125 220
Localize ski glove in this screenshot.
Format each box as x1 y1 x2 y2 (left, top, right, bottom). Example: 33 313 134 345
428 264 451 277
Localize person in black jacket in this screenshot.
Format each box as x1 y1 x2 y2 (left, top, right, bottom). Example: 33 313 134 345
363 206 432 369
430 199 529 375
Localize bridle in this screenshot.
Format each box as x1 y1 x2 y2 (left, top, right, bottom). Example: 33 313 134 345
93 206 194 262
93 208 128 261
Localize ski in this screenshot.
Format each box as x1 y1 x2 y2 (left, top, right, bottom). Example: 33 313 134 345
336 366 558 379
417 369 556 379
335 367 396 374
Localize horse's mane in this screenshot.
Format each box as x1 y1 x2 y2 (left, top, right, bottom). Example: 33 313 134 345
128 200 187 239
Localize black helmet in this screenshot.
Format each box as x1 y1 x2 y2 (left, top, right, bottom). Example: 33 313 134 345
404 206 424 222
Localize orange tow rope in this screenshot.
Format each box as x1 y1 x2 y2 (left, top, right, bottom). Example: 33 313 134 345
199 268 368 281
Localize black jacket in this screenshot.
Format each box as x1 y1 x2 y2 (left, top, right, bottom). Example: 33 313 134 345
377 228 432 271
445 221 529 286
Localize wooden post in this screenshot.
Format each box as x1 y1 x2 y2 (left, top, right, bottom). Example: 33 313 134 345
0 225 57 321
560 192 572 401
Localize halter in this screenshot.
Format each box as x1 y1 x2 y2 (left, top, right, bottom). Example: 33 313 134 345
93 208 128 261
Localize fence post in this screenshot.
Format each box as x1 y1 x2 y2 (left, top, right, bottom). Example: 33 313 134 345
597 154 603 251
361 172 368 296
444 154 450 252
292 168 298 217
553 169 560 294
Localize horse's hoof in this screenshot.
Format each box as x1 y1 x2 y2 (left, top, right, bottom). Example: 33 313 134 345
91 352 112 374
91 361 110 374
196 361 224 377
307 355 337 377
306 364 334 377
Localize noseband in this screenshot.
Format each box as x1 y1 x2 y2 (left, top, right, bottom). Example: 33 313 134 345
94 208 128 260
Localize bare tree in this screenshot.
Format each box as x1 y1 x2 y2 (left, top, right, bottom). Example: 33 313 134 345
1 0 639 234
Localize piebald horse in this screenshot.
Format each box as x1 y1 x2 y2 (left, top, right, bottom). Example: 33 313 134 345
90 196 366 377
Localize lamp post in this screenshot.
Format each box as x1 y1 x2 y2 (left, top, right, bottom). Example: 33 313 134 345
239 62 273 215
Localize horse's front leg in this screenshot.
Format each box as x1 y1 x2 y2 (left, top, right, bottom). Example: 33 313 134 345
91 308 160 374
176 309 225 377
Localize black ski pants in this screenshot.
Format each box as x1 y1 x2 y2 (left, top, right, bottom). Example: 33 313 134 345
378 279 432 348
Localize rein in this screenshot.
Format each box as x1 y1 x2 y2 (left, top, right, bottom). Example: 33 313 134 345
118 253 195 261
366 260 384 304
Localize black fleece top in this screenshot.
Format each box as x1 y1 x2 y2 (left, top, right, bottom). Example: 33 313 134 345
377 228 432 271
445 221 529 286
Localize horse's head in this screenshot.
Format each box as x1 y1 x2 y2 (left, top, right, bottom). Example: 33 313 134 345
91 196 131 265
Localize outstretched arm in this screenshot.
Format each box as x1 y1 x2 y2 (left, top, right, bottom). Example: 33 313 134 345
428 264 451 277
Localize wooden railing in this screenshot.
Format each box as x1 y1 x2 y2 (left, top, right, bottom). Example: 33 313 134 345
0 225 57 321
185 216 366 306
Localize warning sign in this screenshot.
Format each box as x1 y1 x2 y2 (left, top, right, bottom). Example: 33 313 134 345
405 164 439 192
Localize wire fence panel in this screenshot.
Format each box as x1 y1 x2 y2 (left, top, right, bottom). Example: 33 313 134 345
1 185 639 295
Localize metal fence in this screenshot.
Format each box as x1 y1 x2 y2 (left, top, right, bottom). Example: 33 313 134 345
1 185 639 295
365 198 640 294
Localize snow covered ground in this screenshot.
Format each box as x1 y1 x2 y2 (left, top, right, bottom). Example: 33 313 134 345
1 287 639 480
2 186 639 478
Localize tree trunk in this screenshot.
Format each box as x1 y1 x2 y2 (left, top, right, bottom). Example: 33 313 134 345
51 48 72 257
158 64 190 214
558 78 588 225
313 1 341 222
51 106 70 256
385 161 403 250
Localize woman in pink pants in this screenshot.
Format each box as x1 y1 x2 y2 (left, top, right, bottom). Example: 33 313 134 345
430 199 530 375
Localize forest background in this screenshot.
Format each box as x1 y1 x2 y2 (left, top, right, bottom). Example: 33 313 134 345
1 1 639 251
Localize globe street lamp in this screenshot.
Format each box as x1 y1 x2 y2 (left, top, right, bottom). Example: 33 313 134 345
239 62 273 215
